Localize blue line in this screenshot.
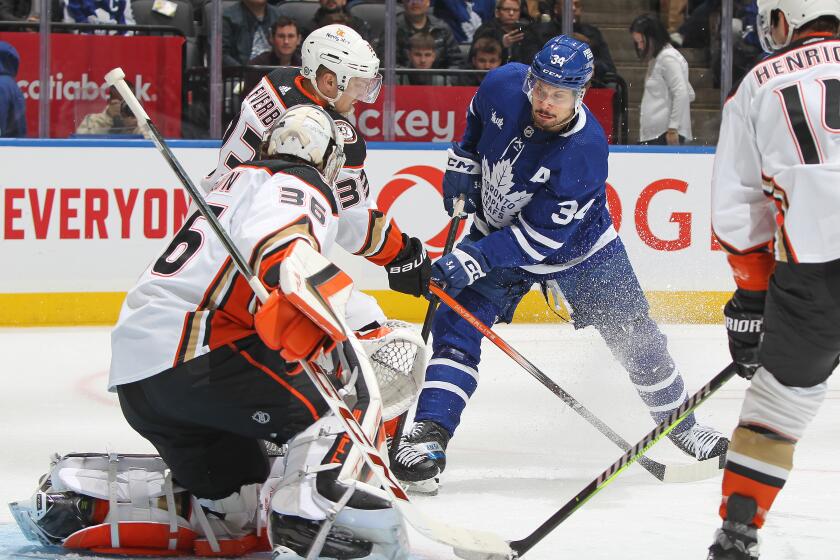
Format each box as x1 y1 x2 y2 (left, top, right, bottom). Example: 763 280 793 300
0 138 717 154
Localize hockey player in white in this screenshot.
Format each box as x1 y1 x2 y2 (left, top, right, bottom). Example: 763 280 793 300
10 106 411 560
706 0 840 558
205 25 432 449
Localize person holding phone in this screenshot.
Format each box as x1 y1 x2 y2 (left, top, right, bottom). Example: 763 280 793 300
472 0 528 62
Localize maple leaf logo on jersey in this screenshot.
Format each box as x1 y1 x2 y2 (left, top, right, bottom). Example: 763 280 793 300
481 158 534 228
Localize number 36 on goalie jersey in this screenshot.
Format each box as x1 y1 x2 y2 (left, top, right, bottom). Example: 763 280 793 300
109 162 342 391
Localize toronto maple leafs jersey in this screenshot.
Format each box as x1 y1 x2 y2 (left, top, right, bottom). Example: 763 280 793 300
460 63 616 274
712 34 840 265
110 161 341 390
201 67 403 266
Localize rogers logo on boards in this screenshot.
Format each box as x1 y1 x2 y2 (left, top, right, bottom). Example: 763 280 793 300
376 167 717 255
376 165 467 258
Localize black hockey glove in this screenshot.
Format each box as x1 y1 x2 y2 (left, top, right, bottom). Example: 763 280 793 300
386 234 431 298
723 288 766 379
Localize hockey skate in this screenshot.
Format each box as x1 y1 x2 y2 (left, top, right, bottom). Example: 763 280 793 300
669 423 729 465
707 495 761 559
390 421 450 495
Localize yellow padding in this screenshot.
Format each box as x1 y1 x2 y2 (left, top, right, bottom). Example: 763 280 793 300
0 290 731 327
0 293 127 326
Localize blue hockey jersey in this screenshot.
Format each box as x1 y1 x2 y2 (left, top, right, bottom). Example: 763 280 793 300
461 63 616 274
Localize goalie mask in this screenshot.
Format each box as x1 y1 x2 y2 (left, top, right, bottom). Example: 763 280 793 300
260 104 346 185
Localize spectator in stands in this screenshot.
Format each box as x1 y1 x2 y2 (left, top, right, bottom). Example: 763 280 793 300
433 0 495 43
249 17 302 66
518 0 616 83
76 84 147 136
0 0 36 21
400 32 446 85
307 0 370 40
472 0 527 62
382 0 461 69
64 0 135 28
0 41 25 138
452 35 501 86
222 0 282 66
629 13 694 144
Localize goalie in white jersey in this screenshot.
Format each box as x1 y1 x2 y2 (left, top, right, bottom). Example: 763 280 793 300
707 0 840 558
16 106 412 560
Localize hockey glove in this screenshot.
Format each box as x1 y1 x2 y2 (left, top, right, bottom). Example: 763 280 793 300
431 244 490 298
254 289 332 362
443 143 481 216
723 288 766 379
386 234 431 297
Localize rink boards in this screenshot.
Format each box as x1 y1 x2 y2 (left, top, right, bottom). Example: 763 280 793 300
0 140 734 326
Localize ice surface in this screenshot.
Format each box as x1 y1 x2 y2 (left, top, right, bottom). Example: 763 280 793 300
2 324 838 559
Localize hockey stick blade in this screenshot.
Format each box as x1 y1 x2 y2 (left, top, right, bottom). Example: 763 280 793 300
508 363 738 558
429 283 721 483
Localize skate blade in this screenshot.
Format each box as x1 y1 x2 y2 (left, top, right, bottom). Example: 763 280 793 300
401 477 440 496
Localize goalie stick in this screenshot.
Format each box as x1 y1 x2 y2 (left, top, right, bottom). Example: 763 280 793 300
388 195 466 465
429 283 724 484
104 67 512 560
500 363 739 559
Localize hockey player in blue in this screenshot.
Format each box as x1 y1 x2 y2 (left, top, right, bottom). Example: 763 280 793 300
391 35 729 491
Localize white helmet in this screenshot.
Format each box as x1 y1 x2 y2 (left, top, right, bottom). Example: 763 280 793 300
300 24 382 105
261 105 346 185
757 0 840 51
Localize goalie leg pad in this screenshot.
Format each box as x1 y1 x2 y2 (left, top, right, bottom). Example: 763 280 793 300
269 417 409 559
11 453 198 554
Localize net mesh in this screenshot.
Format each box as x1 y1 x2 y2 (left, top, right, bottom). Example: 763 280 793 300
367 320 423 419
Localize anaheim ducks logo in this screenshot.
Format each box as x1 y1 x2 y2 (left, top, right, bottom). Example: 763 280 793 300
377 165 467 258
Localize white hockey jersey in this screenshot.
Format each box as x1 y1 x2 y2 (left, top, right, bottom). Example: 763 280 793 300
200 67 404 266
712 34 840 265
109 162 341 390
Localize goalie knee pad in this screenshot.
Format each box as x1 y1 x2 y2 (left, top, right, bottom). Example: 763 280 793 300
268 416 409 559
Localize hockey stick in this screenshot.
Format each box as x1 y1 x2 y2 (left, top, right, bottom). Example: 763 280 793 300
429 283 724 483
502 363 738 559
388 195 466 464
105 67 512 559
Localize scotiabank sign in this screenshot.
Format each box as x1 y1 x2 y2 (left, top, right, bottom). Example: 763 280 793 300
346 85 615 143
0 33 183 137
0 144 732 294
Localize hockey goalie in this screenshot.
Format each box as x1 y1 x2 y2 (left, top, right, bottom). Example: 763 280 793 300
9 105 427 560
